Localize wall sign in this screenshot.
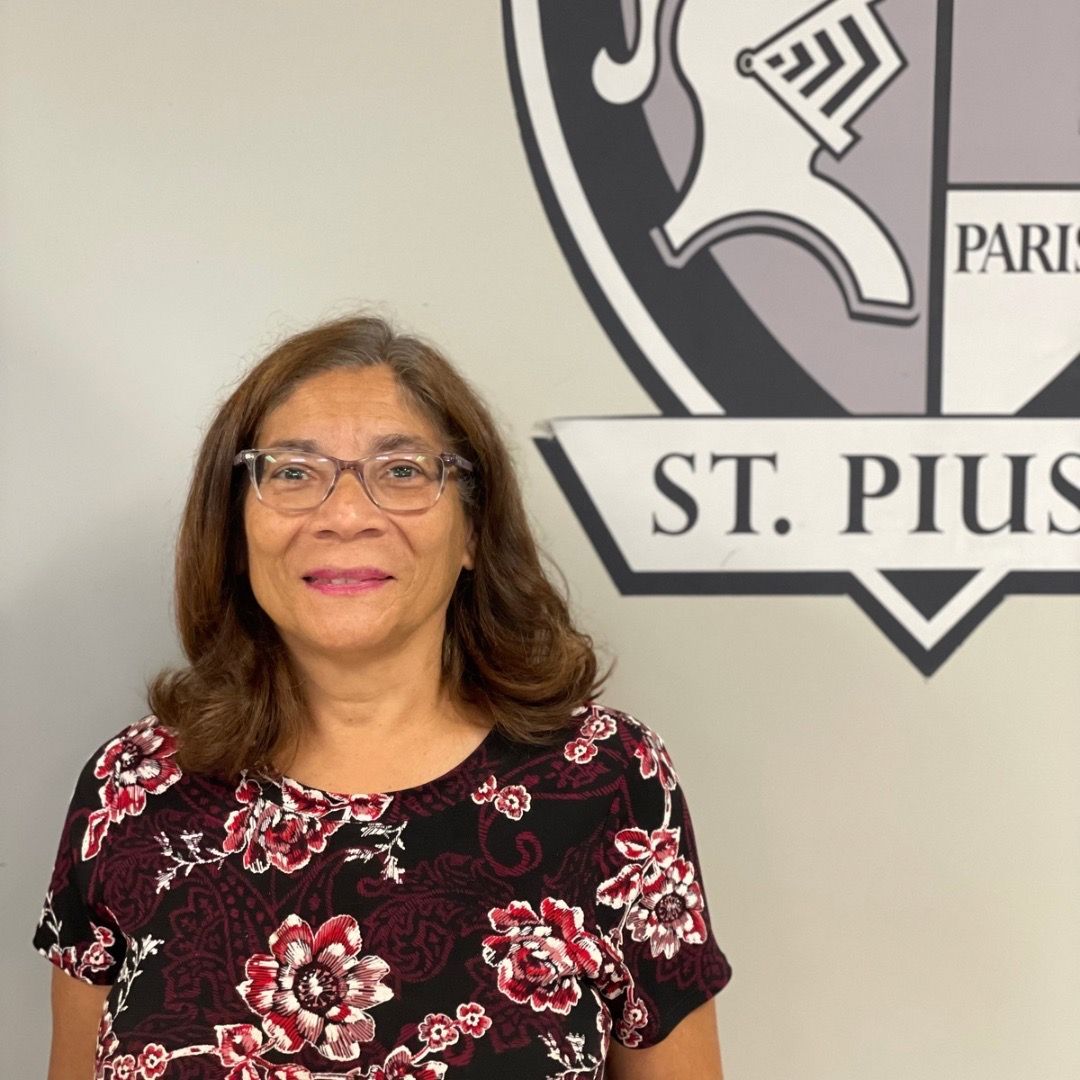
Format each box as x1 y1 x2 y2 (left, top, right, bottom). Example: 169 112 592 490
505 0 1079 673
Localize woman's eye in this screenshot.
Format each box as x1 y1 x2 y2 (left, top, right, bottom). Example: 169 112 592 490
270 466 313 482
380 460 430 483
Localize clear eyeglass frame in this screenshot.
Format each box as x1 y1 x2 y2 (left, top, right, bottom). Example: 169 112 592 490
234 448 475 513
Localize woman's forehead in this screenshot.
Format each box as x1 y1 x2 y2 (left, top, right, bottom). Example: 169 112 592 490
257 367 442 449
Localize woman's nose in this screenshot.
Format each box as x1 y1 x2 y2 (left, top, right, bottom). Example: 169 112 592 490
310 467 387 533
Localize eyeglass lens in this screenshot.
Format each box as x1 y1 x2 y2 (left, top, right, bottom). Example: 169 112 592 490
253 452 444 511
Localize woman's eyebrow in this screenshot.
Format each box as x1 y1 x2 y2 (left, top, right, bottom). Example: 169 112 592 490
368 432 437 453
262 433 437 454
266 438 320 452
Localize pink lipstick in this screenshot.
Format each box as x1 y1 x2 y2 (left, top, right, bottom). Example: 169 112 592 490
301 566 393 595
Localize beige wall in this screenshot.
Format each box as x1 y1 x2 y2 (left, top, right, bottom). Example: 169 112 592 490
2 3 1077 1077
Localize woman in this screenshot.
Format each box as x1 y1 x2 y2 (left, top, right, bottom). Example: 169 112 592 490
35 316 732 1079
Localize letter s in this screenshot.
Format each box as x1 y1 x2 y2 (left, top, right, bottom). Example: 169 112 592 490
652 452 699 536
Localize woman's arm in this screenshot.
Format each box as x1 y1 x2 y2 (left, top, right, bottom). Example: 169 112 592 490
47 968 110 1080
605 999 725 1080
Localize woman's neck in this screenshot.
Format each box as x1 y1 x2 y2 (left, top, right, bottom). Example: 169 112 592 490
273 634 491 793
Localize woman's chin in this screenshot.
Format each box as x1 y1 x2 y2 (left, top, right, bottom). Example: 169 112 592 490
315 634 390 657
283 624 395 661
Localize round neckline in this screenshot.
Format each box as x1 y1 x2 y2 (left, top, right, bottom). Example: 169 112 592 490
260 722 504 802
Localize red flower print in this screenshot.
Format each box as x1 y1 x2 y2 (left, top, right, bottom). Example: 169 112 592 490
614 828 651 862
563 706 619 764
216 1024 319 1080
83 812 112 863
579 714 617 741
615 994 649 1048
238 913 393 1061
47 942 78 975
596 864 643 910
562 737 597 765
471 775 498 804
493 784 531 821
417 1011 459 1051
215 1022 263 1064
473 777 532 819
135 1043 169 1079
79 923 118 976
594 935 631 1000
82 719 181 859
631 727 678 791
223 779 343 875
649 828 679 866
613 826 680 866
370 1046 447 1080
482 898 602 1015
346 793 392 821
223 1066 260 1080
278 777 337 815
96 721 181 813
625 857 707 959
277 778 390 823
44 920 121 983
109 1054 139 1080
454 1002 491 1038
96 1009 119 1075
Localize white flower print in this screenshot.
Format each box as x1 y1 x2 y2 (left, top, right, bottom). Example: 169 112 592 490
625 857 708 959
417 1012 458 1052
82 718 182 860
590 712 715 1049
238 913 393 1061
471 775 498 804
562 704 618 765
471 774 532 820
454 1001 492 1038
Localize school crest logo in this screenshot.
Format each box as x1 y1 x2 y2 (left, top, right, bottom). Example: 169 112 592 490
504 0 1079 673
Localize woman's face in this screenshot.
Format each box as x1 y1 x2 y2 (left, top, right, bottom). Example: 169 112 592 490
242 365 474 665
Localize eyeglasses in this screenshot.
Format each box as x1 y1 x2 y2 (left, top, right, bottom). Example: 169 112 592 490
234 448 475 513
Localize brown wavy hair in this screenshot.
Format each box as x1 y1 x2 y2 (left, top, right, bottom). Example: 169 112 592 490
148 315 606 777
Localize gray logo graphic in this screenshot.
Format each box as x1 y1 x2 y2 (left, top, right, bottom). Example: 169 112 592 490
505 0 1080 673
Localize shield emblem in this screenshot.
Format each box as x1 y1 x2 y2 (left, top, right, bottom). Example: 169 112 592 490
505 0 1080 672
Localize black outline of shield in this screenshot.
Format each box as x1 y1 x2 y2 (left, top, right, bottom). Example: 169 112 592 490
503 0 1080 675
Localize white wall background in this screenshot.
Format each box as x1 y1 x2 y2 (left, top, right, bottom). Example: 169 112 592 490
2 4 1078 1078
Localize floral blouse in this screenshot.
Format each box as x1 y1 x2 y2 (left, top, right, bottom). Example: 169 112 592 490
34 703 731 1079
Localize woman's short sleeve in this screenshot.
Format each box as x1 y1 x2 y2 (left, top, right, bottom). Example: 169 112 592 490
32 742 126 985
592 712 732 1049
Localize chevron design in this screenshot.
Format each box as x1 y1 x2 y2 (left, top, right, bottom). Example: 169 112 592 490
737 0 905 156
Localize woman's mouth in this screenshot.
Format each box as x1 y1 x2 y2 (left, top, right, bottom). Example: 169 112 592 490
301 567 393 594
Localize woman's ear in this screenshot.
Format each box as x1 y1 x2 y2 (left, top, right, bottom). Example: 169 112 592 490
462 520 476 572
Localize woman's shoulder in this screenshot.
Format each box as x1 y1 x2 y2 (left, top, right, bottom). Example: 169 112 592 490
72 713 182 785
66 714 185 860
550 701 681 790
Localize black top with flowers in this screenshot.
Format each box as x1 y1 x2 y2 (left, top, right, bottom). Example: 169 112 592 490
33 703 731 1079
